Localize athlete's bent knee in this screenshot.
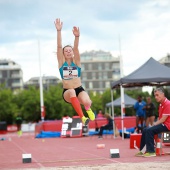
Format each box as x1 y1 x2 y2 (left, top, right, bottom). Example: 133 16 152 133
67 89 76 97
83 99 92 106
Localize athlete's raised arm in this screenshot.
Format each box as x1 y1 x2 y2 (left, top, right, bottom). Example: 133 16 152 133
72 26 80 66
54 18 64 68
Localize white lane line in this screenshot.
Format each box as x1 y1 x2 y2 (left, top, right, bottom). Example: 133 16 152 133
11 139 44 168
63 146 122 163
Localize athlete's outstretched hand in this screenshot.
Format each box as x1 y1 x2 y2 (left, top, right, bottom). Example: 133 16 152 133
54 18 63 31
72 26 80 37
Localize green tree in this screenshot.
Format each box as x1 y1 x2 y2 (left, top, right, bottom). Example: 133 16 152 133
0 85 18 124
101 88 120 116
44 83 74 120
3 80 166 124
88 91 103 116
14 86 41 122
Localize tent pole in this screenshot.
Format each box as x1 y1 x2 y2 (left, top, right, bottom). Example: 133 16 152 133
119 35 125 140
38 40 45 122
120 85 125 140
105 107 107 114
109 107 111 115
111 89 115 138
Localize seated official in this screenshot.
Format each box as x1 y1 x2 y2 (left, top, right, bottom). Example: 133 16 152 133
98 113 113 138
135 88 170 157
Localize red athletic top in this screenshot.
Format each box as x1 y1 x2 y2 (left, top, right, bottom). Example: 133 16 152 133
159 98 170 130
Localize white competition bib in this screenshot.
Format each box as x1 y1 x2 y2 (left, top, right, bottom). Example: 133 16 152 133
63 66 78 79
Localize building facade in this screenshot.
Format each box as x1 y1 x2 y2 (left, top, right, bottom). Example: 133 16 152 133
24 76 61 90
159 53 170 92
159 53 170 67
0 59 23 90
80 50 120 94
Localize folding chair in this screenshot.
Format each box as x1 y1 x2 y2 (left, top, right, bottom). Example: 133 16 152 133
161 131 170 155
155 131 170 156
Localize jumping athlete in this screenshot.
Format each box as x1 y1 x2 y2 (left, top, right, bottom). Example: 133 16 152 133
54 18 95 125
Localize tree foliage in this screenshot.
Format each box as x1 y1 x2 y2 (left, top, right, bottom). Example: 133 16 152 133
0 85 18 124
14 86 41 122
0 83 169 125
44 83 74 120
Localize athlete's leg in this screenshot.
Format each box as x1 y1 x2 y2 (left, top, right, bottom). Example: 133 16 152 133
140 116 144 132
140 117 144 128
145 117 149 127
63 89 89 125
136 116 139 129
149 116 155 126
77 91 95 121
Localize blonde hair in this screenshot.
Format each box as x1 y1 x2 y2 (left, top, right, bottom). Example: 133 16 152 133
104 113 112 119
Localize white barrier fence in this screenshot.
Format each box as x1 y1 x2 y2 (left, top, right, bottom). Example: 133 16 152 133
21 123 36 132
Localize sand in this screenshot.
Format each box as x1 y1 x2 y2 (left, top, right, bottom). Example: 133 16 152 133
10 162 170 170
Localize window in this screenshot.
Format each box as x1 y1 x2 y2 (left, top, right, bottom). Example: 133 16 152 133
112 74 120 80
12 70 19 74
81 64 85 71
98 63 102 70
113 69 120 80
105 63 110 70
81 82 86 88
89 82 93 89
105 81 110 88
92 72 96 79
103 72 108 79
32 80 39 84
11 72 20 78
82 72 87 80
13 79 20 83
0 71 2 78
98 72 102 79
112 63 119 69
0 62 8 66
88 63 92 70
99 81 103 88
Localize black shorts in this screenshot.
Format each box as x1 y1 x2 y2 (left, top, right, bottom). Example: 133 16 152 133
62 86 85 103
146 113 155 118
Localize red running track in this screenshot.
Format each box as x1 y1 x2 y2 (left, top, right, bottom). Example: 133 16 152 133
0 132 170 169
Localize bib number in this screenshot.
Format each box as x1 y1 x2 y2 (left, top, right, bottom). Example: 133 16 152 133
63 66 78 79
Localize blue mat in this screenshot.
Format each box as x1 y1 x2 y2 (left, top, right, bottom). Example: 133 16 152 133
119 127 135 133
119 127 135 138
35 127 135 138
36 131 61 138
89 127 135 136
88 130 113 136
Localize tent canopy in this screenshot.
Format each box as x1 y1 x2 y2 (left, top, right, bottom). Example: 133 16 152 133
111 57 170 89
106 94 137 108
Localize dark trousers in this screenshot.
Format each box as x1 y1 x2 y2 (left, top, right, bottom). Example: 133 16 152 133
16 124 21 131
140 124 169 153
98 125 113 136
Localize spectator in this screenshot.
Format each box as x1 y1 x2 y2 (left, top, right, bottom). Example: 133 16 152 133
144 97 156 127
134 95 146 133
95 110 104 132
96 109 104 118
15 114 22 137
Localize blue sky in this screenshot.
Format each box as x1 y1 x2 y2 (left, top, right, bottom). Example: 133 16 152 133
0 0 170 82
